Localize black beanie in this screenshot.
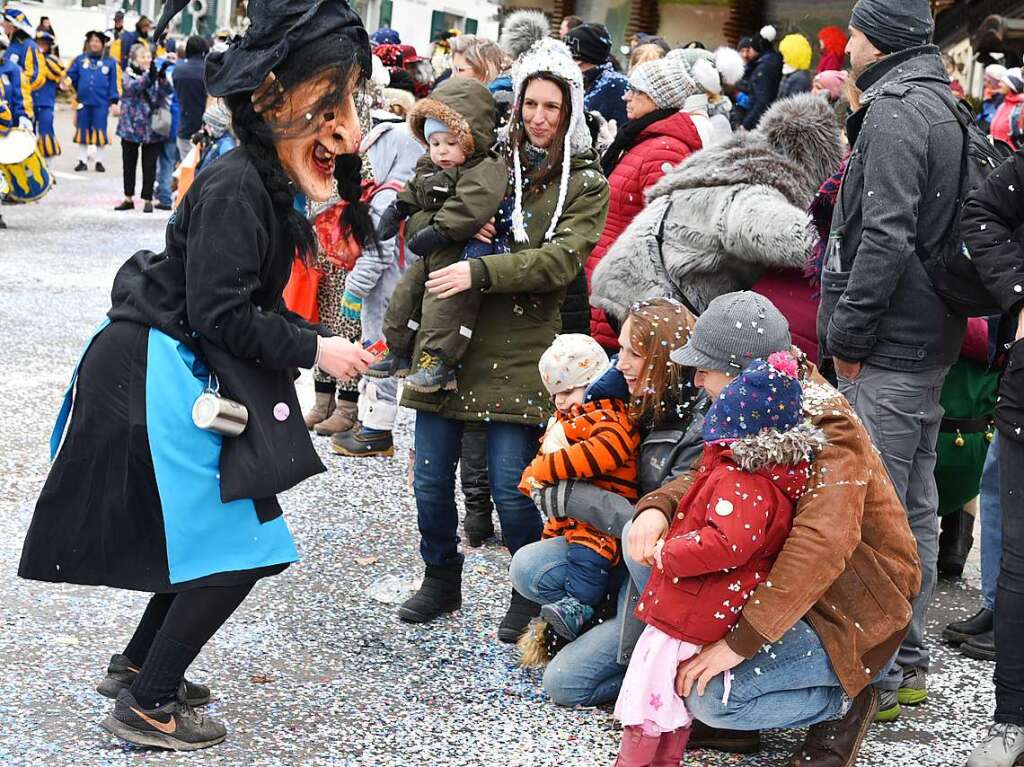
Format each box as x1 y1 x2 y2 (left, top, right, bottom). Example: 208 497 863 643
564 23 612 66
851 0 934 55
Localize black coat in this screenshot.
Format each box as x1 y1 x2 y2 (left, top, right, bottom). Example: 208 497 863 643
109 146 327 504
963 150 1024 441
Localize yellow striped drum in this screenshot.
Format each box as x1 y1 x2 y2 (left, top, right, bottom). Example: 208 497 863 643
0 128 53 203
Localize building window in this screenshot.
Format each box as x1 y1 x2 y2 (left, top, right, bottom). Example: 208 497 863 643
465 18 478 34
430 10 463 43
380 0 393 29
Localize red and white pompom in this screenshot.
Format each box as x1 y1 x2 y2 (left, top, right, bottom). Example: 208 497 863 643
767 351 799 378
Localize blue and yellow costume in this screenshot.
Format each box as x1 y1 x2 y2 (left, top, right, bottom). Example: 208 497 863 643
68 47 119 146
1 10 44 117
0 50 30 134
32 33 64 157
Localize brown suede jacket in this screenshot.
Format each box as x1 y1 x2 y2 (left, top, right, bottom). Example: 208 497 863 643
635 361 921 697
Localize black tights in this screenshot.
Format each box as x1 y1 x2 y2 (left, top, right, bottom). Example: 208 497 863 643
121 140 160 200
122 583 254 708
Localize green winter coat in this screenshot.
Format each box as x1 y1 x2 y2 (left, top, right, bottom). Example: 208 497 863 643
399 78 508 242
401 148 610 424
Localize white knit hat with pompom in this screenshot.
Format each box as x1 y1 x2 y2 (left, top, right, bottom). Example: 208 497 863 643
667 46 745 96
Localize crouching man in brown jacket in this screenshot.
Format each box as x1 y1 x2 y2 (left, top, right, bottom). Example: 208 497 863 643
627 291 921 766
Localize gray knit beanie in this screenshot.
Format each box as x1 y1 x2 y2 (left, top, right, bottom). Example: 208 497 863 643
670 292 792 373
850 0 934 55
628 57 697 110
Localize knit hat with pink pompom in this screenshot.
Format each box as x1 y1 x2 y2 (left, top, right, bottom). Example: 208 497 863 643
702 352 804 443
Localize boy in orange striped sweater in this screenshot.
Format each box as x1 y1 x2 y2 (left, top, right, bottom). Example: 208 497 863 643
519 334 641 640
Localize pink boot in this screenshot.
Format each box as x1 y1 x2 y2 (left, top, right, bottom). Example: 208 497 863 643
615 725 662 766
651 727 691 767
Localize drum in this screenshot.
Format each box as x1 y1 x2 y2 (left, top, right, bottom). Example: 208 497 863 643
0 128 52 203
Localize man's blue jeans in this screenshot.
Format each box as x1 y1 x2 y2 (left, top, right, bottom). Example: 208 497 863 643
512 519 849 728
981 432 1002 612
154 138 178 207
413 411 542 567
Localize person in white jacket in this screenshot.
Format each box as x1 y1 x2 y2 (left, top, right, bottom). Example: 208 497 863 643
332 120 425 457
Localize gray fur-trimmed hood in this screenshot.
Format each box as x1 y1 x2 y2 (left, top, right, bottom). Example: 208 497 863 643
726 420 828 474
646 92 843 209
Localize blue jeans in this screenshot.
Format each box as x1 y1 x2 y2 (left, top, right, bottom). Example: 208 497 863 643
413 411 542 567
511 535 628 706
154 138 178 207
566 542 613 605
981 432 1002 612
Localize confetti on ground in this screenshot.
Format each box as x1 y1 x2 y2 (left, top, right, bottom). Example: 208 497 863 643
0 104 997 767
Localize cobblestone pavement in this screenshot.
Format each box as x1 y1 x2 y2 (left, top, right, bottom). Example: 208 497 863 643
0 106 994 766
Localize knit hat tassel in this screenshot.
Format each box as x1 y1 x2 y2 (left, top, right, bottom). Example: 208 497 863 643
511 145 529 243
544 130 573 242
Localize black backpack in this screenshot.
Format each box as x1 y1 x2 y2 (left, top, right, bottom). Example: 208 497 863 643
923 90 1011 317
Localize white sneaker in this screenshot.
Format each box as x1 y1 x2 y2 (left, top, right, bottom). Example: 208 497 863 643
967 723 1024 767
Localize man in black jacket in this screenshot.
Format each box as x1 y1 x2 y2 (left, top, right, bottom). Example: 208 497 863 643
962 151 1024 767
816 0 967 723
172 35 210 159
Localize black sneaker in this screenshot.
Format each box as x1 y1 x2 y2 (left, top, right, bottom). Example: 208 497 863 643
404 351 457 393
331 426 395 457
97 654 211 706
114 200 134 211
101 689 226 751
143 201 154 213
94 162 106 172
74 160 88 171
364 351 411 380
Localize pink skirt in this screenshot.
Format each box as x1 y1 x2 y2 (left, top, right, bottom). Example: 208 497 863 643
614 625 700 733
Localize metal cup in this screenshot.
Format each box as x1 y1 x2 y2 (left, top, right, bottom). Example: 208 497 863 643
192 391 248 437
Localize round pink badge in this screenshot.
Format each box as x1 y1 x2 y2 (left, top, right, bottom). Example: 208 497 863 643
273 402 290 421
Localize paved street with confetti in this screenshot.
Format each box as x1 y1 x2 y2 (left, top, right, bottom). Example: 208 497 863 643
0 105 1006 767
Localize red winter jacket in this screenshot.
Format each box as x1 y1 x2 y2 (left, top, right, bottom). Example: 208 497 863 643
586 111 703 350
638 431 820 647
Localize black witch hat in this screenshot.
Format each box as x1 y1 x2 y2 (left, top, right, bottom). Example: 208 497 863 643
153 0 370 97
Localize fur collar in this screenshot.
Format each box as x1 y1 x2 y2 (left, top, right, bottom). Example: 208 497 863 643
645 93 843 209
726 421 828 472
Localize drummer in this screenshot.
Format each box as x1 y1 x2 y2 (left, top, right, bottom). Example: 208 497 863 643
67 30 119 173
32 30 66 161
1 29 33 230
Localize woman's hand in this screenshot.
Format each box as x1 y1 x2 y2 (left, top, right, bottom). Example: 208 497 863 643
628 508 669 566
674 640 745 698
426 262 473 299
474 218 497 244
316 336 375 381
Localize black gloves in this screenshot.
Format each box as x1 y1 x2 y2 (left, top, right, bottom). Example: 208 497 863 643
405 225 452 257
376 201 410 241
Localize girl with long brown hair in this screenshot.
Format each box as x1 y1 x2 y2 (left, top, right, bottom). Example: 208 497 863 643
510 298 707 707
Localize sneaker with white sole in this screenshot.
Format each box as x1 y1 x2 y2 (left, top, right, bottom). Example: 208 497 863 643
967 723 1024 767
96 654 211 706
101 689 226 751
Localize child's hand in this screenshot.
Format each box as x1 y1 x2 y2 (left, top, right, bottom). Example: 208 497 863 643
340 290 362 321
406 225 450 257
653 539 665 571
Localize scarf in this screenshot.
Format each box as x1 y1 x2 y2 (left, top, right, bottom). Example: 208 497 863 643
807 151 851 293
601 108 678 176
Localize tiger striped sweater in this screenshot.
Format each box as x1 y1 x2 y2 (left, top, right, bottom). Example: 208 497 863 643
519 398 640 562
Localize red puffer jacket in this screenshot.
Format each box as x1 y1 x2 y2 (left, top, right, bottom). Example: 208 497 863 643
586 111 703 350
638 428 820 646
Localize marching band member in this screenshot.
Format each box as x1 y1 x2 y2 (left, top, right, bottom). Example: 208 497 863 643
67 30 120 172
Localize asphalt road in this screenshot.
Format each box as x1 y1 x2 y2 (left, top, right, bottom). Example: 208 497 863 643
0 105 996 766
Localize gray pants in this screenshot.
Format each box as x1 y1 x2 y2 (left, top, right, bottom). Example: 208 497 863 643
839 363 947 690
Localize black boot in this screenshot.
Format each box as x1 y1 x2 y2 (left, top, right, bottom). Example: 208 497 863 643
960 629 996 662
405 351 457 393
938 508 975 579
498 588 541 644
943 606 993 645
397 564 462 623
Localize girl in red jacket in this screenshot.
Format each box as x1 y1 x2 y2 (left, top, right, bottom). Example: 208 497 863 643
612 352 826 766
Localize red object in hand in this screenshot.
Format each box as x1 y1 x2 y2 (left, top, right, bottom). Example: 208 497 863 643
366 339 389 360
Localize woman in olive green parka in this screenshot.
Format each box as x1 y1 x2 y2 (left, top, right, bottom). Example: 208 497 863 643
397 38 609 643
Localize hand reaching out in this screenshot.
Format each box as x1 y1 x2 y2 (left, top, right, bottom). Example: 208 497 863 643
316 336 375 381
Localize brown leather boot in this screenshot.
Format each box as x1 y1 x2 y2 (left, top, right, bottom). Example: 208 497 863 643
785 686 880 766
314 399 358 436
303 391 335 430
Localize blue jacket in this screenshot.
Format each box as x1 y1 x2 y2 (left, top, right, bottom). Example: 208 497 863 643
0 55 29 131
33 53 65 111
68 52 120 107
741 50 783 130
117 64 172 144
583 63 628 127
